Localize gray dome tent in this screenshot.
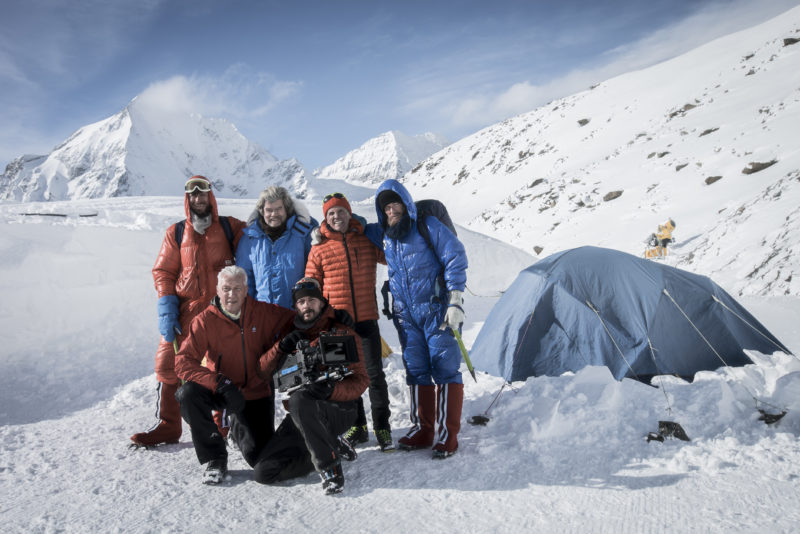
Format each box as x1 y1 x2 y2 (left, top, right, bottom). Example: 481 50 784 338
471 247 790 383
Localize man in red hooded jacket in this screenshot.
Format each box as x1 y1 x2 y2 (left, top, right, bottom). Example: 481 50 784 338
130 176 246 448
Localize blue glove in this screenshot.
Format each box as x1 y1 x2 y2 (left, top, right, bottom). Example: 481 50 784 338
157 295 181 342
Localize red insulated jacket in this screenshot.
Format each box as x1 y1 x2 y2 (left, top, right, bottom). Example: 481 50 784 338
258 306 369 403
152 190 246 320
305 218 386 323
175 295 295 399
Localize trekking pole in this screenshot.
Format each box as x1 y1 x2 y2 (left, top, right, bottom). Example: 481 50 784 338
452 329 477 383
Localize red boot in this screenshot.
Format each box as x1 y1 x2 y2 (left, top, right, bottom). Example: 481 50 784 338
397 384 435 450
432 383 463 459
130 382 182 447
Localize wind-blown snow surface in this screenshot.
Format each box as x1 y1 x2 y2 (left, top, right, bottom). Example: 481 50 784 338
1 197 799 533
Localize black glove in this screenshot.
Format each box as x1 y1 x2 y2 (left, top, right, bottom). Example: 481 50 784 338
279 330 306 353
333 308 355 328
215 375 245 413
304 380 335 400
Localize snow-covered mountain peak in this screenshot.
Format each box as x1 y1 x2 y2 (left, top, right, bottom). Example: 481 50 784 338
313 130 449 186
0 96 304 201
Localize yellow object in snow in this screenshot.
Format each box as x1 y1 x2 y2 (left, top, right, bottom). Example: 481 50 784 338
380 336 393 358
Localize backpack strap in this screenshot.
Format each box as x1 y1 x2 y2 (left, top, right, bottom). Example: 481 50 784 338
291 216 312 237
219 216 235 255
174 217 235 256
174 220 186 247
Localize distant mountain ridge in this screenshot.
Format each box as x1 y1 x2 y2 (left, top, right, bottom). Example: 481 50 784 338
0 97 304 201
313 130 449 186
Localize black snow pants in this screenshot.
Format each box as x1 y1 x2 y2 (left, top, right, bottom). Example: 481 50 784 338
253 388 356 484
176 381 274 466
352 320 391 430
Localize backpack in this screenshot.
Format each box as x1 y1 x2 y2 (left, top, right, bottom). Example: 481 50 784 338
174 216 236 256
381 199 457 319
415 199 457 252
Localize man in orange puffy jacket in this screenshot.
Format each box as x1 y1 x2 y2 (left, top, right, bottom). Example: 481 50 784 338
305 193 394 451
130 176 246 448
175 266 295 484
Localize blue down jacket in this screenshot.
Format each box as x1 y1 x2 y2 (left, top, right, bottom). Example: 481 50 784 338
375 179 468 384
236 208 315 309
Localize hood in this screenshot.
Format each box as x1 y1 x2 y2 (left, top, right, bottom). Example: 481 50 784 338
375 179 417 227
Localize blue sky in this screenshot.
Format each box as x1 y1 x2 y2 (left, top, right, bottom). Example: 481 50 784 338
1 0 798 171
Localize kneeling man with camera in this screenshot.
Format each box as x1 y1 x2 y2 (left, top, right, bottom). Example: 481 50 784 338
256 277 368 494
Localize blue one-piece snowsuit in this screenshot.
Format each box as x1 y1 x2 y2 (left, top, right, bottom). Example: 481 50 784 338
375 179 468 385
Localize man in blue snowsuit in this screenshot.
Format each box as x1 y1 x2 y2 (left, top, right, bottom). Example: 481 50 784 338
236 185 316 308
375 179 468 459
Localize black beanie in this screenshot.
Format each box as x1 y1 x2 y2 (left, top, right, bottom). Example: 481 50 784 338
378 190 403 211
292 277 325 304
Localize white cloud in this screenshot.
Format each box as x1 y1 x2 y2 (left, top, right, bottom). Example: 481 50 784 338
136 65 303 120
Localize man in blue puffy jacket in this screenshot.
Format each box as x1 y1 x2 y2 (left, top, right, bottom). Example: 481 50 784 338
236 185 317 308
375 179 468 459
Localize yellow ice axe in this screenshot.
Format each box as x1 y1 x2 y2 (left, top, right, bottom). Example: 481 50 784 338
452 329 477 383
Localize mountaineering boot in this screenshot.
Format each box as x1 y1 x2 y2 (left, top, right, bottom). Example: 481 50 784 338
343 424 369 446
432 383 464 459
320 462 345 495
375 428 395 452
337 435 358 462
130 382 182 447
397 384 436 451
202 456 229 485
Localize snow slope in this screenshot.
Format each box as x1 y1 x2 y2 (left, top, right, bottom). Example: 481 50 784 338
402 7 800 297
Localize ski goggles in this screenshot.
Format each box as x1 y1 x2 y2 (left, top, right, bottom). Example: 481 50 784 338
184 178 212 194
293 278 321 291
323 192 347 202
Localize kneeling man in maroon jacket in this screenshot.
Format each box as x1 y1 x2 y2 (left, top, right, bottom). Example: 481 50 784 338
256 277 368 495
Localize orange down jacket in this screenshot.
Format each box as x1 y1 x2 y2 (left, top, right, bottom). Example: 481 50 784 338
175 295 296 399
304 218 386 323
258 305 369 403
152 191 246 320
151 190 246 383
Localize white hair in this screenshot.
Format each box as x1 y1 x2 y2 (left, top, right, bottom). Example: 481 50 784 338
217 265 247 286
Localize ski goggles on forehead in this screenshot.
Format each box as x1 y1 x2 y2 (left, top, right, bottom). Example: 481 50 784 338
293 280 320 291
184 179 212 193
323 192 346 202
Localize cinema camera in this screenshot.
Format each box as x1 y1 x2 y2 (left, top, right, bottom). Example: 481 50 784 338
274 332 359 393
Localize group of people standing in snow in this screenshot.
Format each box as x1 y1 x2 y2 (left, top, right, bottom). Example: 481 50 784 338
129 175 468 494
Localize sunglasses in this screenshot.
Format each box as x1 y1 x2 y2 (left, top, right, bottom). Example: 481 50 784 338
294 280 320 291
323 192 346 202
185 179 212 193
